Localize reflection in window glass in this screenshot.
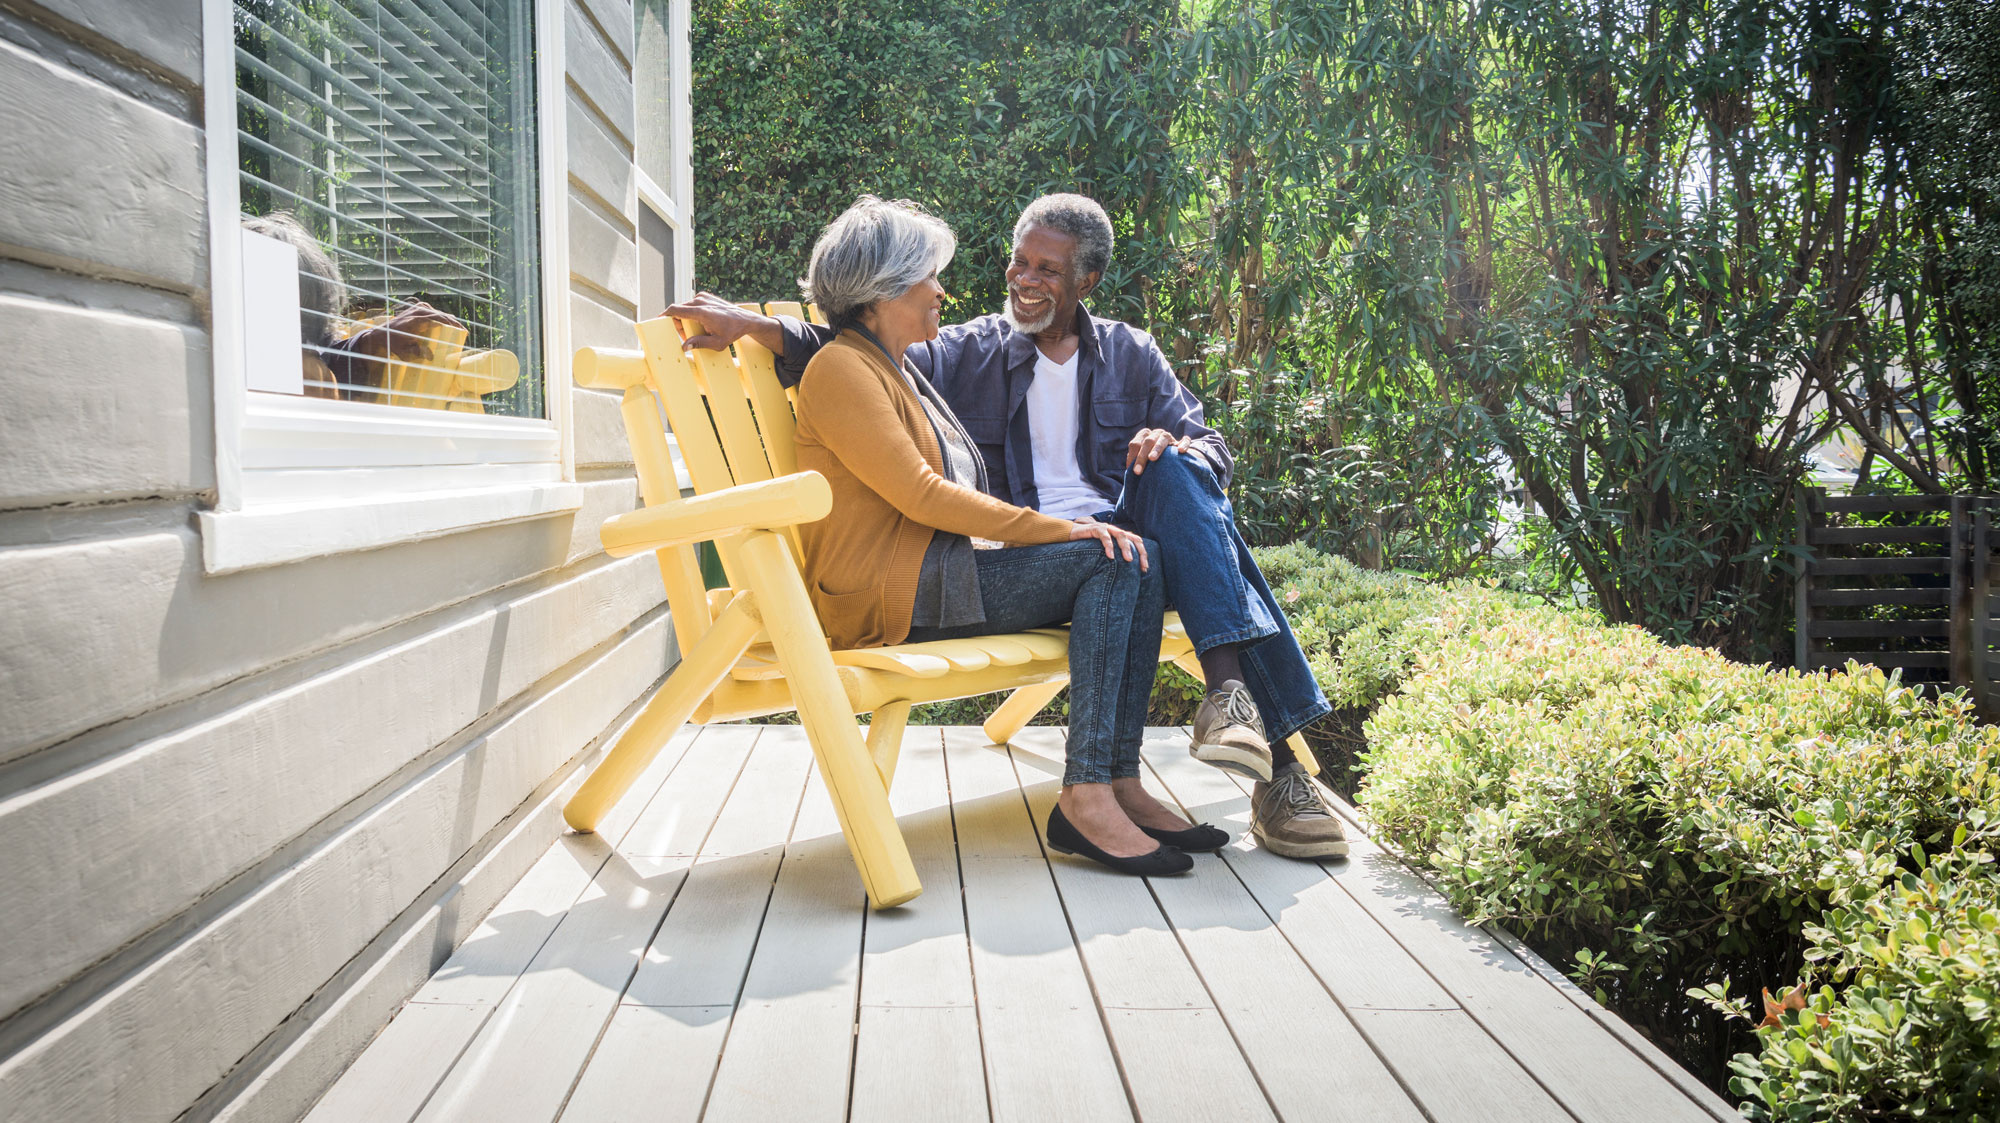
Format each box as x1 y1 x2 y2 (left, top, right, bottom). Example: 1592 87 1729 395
635 0 674 199
234 0 543 417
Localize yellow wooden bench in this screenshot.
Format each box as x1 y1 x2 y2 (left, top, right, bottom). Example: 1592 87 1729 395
563 302 1315 908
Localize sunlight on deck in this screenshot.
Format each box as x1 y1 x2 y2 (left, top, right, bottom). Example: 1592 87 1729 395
310 727 1738 1123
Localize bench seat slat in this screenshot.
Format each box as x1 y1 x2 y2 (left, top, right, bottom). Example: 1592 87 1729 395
728 615 1191 684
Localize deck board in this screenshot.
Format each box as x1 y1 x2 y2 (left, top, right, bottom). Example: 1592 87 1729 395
946 728 1135 1123
1009 730 1277 1123
701 727 868 1123
850 727 987 1123
409 729 757 1123
1134 740 1431 1123
317 726 1736 1123
1142 735 1575 1121
558 726 811 1122
1297 792 1731 1123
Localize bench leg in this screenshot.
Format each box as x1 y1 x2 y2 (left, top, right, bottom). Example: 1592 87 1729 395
982 679 1067 745
866 701 911 788
737 532 921 909
564 594 762 833
1170 654 1320 778
1285 731 1321 778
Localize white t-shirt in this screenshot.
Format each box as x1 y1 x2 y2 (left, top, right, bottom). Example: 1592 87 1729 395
1024 348 1113 520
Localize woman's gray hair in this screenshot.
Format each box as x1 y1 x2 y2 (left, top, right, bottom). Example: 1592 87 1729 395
1012 194 1114 282
801 196 956 329
243 212 347 346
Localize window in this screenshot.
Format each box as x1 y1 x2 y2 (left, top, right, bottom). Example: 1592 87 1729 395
200 0 576 573
634 0 691 316
637 204 675 324
234 0 544 415
634 0 676 205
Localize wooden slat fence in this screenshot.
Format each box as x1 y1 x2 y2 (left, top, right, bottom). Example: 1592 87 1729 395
1795 490 1998 719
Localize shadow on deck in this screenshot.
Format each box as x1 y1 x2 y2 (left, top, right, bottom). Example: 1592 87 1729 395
308 727 1741 1123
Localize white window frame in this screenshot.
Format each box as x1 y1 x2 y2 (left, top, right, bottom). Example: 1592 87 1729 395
635 0 694 305
198 0 578 574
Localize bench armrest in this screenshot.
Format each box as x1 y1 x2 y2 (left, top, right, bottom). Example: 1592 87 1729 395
573 345 650 390
600 471 831 556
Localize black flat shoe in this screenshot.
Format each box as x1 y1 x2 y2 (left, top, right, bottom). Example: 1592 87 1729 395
1139 822 1230 852
1046 805 1195 876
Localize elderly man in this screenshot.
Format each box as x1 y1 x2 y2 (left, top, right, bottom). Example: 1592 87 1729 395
665 193 1345 859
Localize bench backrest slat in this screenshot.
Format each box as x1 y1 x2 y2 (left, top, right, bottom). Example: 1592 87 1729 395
686 346 774 489
760 301 817 410
734 304 801 479
713 303 804 561
632 308 824 581
601 336 714 645
636 317 752 588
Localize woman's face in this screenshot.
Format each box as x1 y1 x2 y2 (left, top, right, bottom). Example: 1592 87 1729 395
869 272 946 343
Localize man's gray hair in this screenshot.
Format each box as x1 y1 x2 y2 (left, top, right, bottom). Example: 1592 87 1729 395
801 196 956 328
1012 194 1114 282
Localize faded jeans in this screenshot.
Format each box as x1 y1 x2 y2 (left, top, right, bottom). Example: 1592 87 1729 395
905 538 1164 785
1104 448 1332 742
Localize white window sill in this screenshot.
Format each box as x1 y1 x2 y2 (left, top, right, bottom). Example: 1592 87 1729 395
242 391 562 470
199 479 584 575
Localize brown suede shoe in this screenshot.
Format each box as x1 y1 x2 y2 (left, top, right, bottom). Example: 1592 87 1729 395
1190 680 1274 782
1251 764 1350 858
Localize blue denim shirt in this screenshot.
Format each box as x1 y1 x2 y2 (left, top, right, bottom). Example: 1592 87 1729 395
775 305 1232 510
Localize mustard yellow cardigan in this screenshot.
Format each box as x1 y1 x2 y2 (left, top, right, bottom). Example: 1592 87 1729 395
794 331 1074 648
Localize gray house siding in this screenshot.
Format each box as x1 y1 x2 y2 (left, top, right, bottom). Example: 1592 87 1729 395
0 2 669 1120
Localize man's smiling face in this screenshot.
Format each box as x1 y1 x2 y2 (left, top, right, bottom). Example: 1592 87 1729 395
1004 224 1094 335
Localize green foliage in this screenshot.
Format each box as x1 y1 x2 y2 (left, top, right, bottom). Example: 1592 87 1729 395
1357 580 2000 1102
692 0 1996 659
688 0 1183 322
1253 543 1547 710
1730 858 2000 1121
1895 0 2000 491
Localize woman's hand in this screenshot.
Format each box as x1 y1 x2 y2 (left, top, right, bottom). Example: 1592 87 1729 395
1070 517 1149 572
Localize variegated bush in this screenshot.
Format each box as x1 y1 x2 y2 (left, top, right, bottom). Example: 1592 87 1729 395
1355 585 2000 1117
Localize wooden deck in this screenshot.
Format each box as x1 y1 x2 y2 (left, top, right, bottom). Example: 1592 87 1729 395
308 726 1741 1123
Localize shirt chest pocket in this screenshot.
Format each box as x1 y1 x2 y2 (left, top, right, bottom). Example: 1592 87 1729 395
1092 395 1146 431
1089 396 1147 467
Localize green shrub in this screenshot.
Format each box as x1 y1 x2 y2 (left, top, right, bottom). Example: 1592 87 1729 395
1725 854 2000 1121
1357 587 2000 1105
1252 544 1547 709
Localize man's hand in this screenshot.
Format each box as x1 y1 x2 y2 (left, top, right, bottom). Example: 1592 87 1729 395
1126 428 1193 475
1069 517 1150 570
660 292 782 354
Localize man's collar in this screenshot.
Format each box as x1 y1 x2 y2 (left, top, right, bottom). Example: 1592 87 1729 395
1002 300 1102 368
1072 301 1103 357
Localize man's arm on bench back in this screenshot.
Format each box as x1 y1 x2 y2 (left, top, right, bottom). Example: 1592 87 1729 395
662 292 979 390
658 292 798 367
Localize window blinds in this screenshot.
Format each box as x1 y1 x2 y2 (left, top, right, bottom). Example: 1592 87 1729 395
235 0 544 418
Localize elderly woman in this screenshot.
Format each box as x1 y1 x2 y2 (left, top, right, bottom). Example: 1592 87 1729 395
792 197 1222 876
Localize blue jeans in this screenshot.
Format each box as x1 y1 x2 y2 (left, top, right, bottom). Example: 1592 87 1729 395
906 539 1164 785
1106 449 1332 742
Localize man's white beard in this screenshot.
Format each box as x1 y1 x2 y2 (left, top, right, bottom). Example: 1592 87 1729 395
1002 290 1056 334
